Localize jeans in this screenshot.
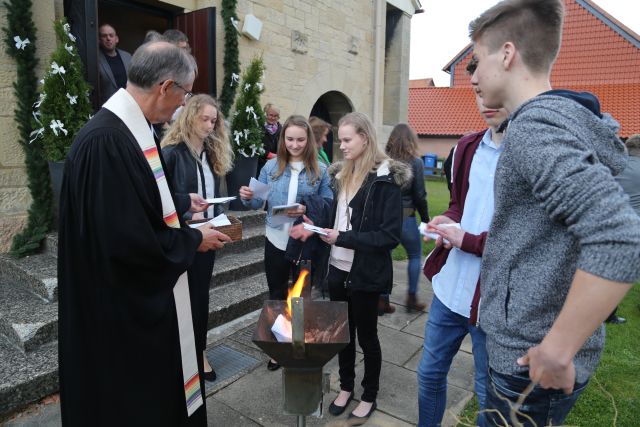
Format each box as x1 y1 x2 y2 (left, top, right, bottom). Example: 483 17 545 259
479 368 588 427
417 296 488 427
401 216 422 295
328 265 381 403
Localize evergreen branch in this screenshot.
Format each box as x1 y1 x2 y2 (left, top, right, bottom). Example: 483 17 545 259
219 0 240 117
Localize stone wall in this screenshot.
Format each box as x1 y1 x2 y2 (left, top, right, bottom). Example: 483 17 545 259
220 0 376 121
0 1 59 252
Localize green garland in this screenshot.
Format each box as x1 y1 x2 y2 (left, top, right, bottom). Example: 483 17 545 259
219 0 240 117
230 56 265 157
2 0 53 257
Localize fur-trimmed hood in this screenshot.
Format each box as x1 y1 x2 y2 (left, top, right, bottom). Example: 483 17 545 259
327 158 413 191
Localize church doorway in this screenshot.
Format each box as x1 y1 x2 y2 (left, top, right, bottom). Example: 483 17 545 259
309 91 353 162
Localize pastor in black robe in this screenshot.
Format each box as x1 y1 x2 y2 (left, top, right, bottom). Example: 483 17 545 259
58 107 207 426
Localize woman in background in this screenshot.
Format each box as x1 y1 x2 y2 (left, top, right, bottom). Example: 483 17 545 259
162 94 234 382
318 112 408 424
385 123 429 312
309 116 331 165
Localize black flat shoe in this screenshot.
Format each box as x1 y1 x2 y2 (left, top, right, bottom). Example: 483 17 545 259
267 360 281 371
328 391 353 416
348 401 376 425
203 368 217 382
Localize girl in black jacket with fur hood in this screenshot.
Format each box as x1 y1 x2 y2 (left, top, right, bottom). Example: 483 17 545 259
316 112 409 423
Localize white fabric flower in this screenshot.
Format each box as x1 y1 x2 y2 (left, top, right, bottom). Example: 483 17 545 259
14 36 30 50
49 119 68 136
66 93 78 105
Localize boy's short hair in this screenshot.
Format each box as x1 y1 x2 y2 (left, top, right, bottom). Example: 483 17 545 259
469 0 564 74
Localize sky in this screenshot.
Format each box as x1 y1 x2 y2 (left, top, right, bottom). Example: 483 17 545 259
409 0 640 86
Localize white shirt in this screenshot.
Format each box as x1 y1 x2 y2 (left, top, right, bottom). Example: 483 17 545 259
197 152 215 218
330 191 355 272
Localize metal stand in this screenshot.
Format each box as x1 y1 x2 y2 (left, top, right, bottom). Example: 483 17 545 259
297 415 306 427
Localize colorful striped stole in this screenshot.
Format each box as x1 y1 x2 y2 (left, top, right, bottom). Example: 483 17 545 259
104 89 203 416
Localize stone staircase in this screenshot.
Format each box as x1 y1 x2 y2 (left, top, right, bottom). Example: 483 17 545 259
0 210 268 418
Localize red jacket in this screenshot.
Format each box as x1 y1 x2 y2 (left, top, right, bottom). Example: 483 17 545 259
423 130 487 325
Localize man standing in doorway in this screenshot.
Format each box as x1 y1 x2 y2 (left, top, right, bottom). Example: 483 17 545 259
98 23 132 105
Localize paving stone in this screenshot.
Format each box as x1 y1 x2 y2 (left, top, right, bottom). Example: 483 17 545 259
377 324 424 367
377 305 423 331
205 397 261 426
401 312 428 338
0 281 57 351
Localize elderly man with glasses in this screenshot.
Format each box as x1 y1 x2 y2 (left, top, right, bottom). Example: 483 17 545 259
58 41 230 427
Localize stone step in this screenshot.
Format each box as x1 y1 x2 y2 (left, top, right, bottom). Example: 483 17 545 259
0 281 57 352
0 338 58 418
44 210 266 258
206 273 269 330
210 246 264 289
0 254 57 302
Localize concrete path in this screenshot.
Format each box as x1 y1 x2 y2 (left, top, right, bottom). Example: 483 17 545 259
3 261 478 427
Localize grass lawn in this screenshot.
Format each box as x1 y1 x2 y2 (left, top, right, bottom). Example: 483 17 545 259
392 177 450 261
456 284 640 426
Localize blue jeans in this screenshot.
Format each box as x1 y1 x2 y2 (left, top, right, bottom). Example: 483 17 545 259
401 216 422 295
417 296 488 427
479 368 588 427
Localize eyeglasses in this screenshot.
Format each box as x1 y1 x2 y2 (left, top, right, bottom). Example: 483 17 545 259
172 81 193 100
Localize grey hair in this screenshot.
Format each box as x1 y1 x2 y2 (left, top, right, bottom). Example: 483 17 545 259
127 41 197 90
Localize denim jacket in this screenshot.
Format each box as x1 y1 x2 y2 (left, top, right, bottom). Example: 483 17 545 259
241 158 333 228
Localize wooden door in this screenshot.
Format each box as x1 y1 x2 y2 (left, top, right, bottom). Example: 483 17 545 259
175 8 217 96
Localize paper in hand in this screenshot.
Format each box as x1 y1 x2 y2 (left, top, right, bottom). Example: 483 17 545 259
302 222 328 236
188 213 232 228
270 203 301 226
419 222 460 244
205 196 236 204
249 177 270 200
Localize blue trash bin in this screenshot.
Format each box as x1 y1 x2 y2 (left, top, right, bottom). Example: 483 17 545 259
423 153 438 175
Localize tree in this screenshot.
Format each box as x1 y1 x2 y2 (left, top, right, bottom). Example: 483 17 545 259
229 56 266 158
31 19 92 161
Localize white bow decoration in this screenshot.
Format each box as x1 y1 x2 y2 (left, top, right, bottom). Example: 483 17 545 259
244 83 251 92
66 93 78 105
243 128 250 139
14 36 30 50
63 23 76 42
33 93 46 109
49 119 68 136
29 127 44 143
64 43 74 54
230 73 239 87
233 130 242 145
230 17 240 30
256 82 264 91
51 62 66 84
245 106 257 122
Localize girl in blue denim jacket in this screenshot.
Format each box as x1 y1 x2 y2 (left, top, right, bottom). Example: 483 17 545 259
239 115 332 370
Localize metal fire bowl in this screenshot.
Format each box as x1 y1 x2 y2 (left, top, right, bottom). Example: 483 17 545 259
252 300 350 368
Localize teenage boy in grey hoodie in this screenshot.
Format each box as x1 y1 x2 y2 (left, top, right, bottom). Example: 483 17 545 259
468 0 640 425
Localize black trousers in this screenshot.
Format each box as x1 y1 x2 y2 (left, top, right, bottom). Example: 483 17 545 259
327 265 382 403
189 251 216 353
264 239 301 300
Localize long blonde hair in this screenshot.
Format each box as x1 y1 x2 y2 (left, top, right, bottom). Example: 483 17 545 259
337 112 388 195
273 115 320 183
161 94 234 176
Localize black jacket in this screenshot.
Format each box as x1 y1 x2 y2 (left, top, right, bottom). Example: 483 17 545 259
285 194 333 265
319 159 411 293
162 142 223 220
401 157 429 220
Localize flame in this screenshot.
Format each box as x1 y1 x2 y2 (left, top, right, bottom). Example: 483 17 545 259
286 269 309 318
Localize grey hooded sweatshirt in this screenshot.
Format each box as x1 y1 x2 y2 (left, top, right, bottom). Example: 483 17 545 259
480 92 640 383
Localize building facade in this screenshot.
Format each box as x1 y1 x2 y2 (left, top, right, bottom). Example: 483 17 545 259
0 0 421 251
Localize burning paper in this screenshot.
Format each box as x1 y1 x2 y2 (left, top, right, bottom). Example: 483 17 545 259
271 314 292 342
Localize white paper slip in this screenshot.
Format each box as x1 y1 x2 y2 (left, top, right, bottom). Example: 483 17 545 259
271 203 302 216
419 222 460 243
302 223 328 236
205 196 236 204
211 213 232 227
249 177 270 200
187 213 232 228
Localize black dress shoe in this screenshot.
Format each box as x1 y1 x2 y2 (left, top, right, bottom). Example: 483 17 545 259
267 360 281 371
328 391 353 416
348 401 376 425
203 368 217 382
